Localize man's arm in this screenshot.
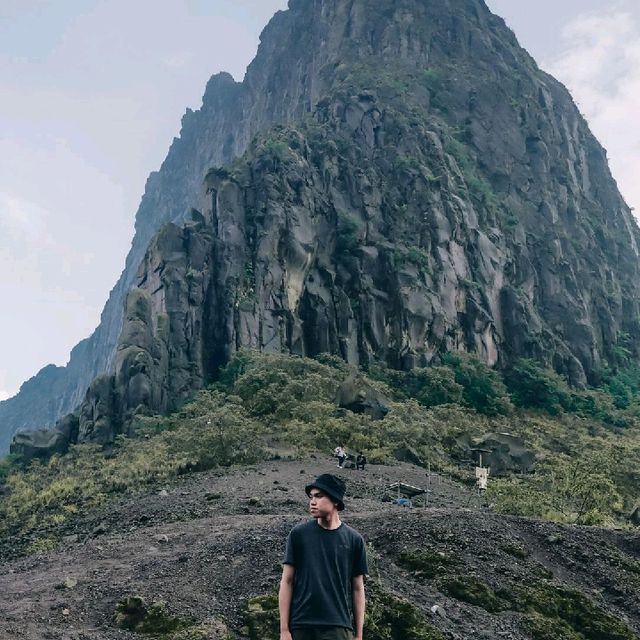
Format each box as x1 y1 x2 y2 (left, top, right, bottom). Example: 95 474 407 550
352 574 365 640
279 564 295 640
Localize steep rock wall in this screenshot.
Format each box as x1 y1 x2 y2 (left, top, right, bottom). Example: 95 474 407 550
4 0 640 452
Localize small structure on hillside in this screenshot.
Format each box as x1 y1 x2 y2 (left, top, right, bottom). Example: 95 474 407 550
470 447 491 491
388 481 428 508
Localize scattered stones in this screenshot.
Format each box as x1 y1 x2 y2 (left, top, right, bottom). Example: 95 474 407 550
2 459 639 640
546 534 564 544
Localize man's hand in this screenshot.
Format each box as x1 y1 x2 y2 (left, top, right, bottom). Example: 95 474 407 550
279 564 295 640
352 574 366 640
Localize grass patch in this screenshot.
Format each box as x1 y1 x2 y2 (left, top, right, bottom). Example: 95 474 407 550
242 594 280 640
439 576 508 613
499 542 529 559
365 580 446 640
114 597 187 638
397 550 458 579
2 351 640 553
241 584 446 640
514 583 640 640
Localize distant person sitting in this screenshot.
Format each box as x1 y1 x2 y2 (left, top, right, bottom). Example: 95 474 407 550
355 452 367 471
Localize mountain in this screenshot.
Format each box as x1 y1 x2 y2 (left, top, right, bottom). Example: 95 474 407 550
3 0 640 453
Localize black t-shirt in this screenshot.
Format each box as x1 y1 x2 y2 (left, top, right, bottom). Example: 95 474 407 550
283 520 368 630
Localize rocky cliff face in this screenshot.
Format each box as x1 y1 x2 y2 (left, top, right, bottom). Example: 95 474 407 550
0 1 344 450
4 0 640 452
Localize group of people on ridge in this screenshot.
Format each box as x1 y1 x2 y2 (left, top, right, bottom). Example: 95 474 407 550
333 444 366 470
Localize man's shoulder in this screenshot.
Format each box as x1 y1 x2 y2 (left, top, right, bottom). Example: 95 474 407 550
289 519 317 536
341 522 365 542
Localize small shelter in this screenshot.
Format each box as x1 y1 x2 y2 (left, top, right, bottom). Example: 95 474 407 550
388 481 428 507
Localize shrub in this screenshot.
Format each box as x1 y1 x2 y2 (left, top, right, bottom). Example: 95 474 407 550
261 140 288 163
0 391 264 544
516 583 639 640
444 353 513 416
336 210 363 255
229 352 343 420
365 580 446 640
506 359 572 413
409 367 464 407
488 452 624 525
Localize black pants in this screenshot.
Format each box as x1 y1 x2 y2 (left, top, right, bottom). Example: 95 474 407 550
292 628 353 640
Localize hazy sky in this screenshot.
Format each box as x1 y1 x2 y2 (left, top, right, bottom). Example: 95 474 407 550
1 0 639 402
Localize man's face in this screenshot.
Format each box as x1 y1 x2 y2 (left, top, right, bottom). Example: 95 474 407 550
308 489 336 518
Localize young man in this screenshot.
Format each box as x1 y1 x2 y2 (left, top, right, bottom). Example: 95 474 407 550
279 473 368 640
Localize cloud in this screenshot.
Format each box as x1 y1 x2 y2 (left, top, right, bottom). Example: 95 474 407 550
0 368 16 401
162 51 194 69
0 191 51 243
543 5 640 218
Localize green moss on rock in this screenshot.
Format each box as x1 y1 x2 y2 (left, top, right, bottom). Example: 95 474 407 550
397 550 458 579
499 542 529 559
243 593 280 640
523 612 582 640
242 584 445 640
516 584 639 640
172 620 231 640
113 596 230 639
439 576 507 613
366 581 446 640
114 596 186 636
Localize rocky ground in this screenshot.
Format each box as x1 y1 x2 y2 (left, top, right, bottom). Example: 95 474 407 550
1 456 638 639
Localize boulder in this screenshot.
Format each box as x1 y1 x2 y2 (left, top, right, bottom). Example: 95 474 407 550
10 413 79 462
393 445 424 467
78 374 120 444
336 374 390 420
455 432 535 475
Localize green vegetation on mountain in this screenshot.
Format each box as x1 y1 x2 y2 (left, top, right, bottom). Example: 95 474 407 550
242 583 447 640
1 350 639 555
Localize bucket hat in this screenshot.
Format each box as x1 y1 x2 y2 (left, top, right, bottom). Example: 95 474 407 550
305 473 346 511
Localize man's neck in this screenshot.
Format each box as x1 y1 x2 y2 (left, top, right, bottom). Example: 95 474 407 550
316 513 341 530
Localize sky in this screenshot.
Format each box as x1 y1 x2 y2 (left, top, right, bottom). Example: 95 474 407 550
1 0 639 402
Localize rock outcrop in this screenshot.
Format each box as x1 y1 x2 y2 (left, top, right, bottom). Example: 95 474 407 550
455 432 536 475
9 414 79 461
4 0 640 451
336 374 390 420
